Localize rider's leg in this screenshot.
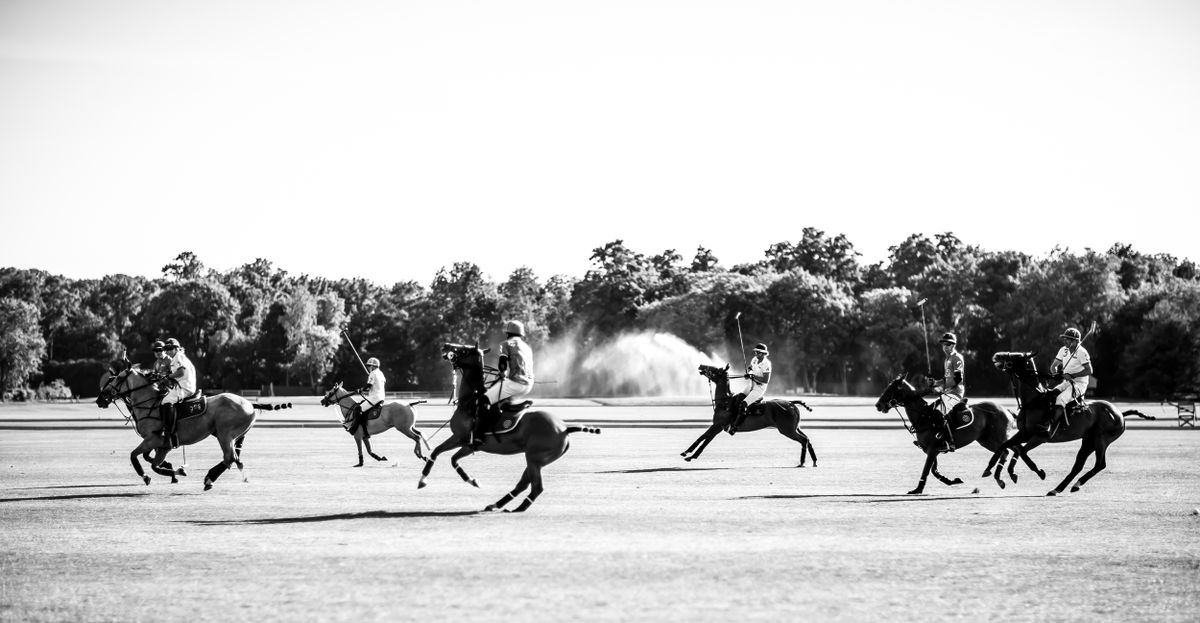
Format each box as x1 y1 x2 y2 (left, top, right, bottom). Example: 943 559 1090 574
162 402 177 448
1041 384 1065 432
357 403 371 439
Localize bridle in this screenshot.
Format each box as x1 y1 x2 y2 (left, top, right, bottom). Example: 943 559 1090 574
97 368 166 426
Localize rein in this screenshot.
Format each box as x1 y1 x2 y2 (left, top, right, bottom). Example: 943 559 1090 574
103 371 166 429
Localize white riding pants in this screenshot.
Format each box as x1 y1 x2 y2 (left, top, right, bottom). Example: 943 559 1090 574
485 378 532 405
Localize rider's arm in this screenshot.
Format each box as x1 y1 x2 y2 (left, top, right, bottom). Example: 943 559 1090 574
1063 362 1093 379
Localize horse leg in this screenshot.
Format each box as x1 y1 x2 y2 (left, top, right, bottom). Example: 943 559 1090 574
363 435 388 463
983 433 1021 479
449 446 480 488
418 436 462 489
399 423 427 461
129 438 161 485
233 435 248 483
1049 437 1096 496
508 464 544 513
930 456 964 486
352 435 365 467
681 431 707 457
1071 436 1111 492
486 466 532 512
1012 440 1046 481
147 448 184 483
203 435 237 492
684 424 723 462
909 447 939 494
778 425 816 468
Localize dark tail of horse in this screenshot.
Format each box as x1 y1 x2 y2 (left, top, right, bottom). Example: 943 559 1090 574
566 426 602 435
1122 409 1155 420
409 400 428 407
252 402 293 411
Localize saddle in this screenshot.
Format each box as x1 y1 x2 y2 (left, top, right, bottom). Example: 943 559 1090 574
946 399 970 425
342 402 383 432
483 400 533 436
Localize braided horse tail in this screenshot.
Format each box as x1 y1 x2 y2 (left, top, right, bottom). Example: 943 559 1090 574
566 425 602 435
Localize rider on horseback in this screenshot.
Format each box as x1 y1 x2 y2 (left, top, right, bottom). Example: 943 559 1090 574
1042 327 1092 432
728 343 771 435
473 320 534 448
349 357 385 439
151 340 171 376
159 338 196 449
928 332 965 452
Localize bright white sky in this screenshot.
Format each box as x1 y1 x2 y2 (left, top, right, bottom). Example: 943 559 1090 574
1 1 1198 286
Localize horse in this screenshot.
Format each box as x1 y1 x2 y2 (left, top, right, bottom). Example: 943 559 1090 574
681 364 817 467
987 352 1154 496
874 374 1018 494
320 381 431 467
96 364 268 490
416 342 600 513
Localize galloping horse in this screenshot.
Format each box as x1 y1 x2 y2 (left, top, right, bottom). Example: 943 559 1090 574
987 352 1153 495
96 364 267 491
682 364 817 467
320 382 430 466
874 374 1017 494
417 343 600 512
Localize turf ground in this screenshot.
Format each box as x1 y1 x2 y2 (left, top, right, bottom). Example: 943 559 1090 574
2 402 1198 622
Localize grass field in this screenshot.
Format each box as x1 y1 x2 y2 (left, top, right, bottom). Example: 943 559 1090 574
2 404 1198 622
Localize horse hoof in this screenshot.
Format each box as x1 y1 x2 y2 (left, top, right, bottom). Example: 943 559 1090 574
997 480 1006 490
982 469 992 477
417 481 426 489
469 479 479 488
203 479 213 491
680 452 689 457
353 463 363 468
795 464 806 468
176 467 187 477
906 489 923 495
950 478 964 485
1046 490 1058 496
484 504 498 512
142 475 151 486
1070 485 1080 493
1036 470 1046 480
684 456 694 462
170 477 179 484
376 456 388 462
1010 473 1019 484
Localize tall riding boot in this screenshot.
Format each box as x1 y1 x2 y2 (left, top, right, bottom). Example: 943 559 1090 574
939 415 956 452
472 399 492 448
729 400 747 436
357 406 371 439
162 403 177 448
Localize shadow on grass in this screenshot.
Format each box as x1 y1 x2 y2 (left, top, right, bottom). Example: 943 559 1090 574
0 492 149 503
185 509 483 525
738 493 1045 502
598 466 733 474
12 483 140 490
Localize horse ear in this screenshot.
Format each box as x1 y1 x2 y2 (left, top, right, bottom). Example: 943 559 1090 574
723 364 729 371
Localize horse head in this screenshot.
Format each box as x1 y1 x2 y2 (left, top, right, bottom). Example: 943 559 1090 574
992 351 1039 379
95 366 156 409
697 363 730 385
319 381 345 407
874 373 918 413
441 342 488 369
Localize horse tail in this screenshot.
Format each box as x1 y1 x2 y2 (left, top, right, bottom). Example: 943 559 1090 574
566 426 602 435
789 399 813 413
252 402 293 411
408 400 428 407
1122 409 1155 420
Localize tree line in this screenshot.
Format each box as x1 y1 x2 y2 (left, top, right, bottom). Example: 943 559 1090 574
1 230 1197 399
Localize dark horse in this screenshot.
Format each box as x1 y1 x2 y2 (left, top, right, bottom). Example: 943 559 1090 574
416 343 601 512
96 364 270 490
987 352 1154 496
874 374 1017 494
681 364 817 467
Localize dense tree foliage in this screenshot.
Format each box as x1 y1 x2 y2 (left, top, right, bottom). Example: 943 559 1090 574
2 239 1198 400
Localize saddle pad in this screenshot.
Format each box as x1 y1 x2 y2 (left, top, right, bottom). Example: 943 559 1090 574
179 396 207 419
489 403 532 436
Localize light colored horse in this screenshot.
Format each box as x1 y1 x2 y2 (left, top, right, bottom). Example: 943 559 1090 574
416 343 601 513
96 365 263 491
320 382 430 466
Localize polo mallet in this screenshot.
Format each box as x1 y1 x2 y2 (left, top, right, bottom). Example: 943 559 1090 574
734 311 748 371
340 329 371 376
916 298 931 377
